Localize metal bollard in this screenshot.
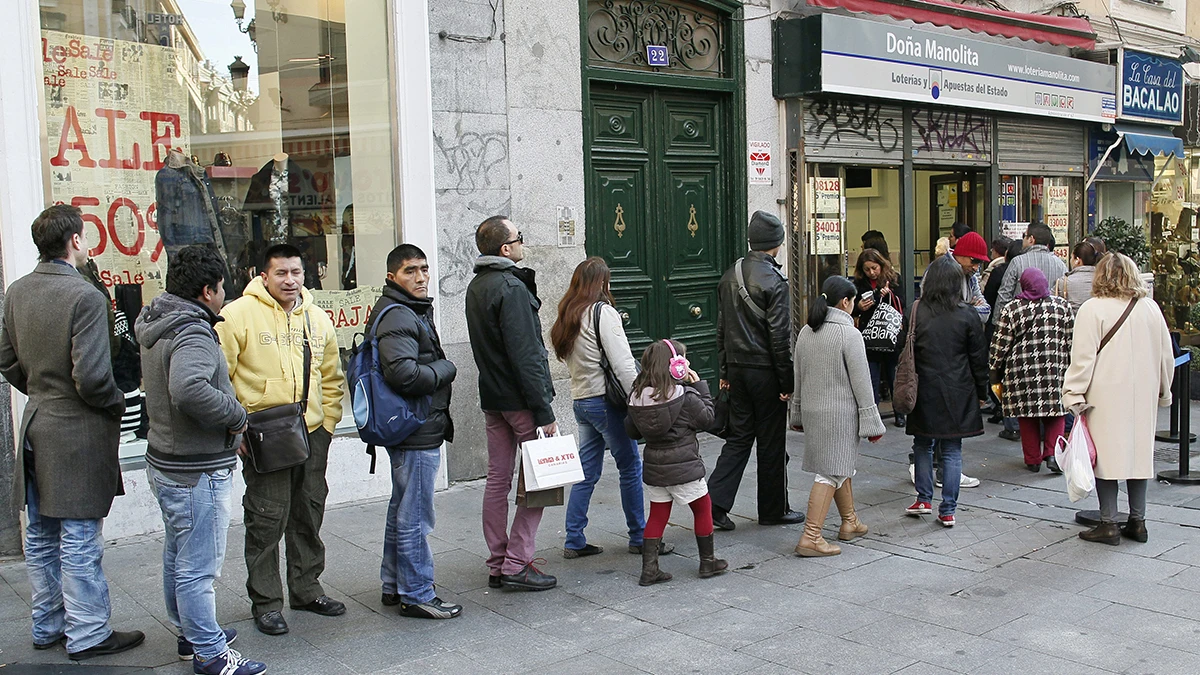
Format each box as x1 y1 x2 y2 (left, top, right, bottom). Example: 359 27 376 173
1158 354 1199 485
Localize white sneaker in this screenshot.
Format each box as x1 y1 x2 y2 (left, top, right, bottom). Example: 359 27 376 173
934 473 981 488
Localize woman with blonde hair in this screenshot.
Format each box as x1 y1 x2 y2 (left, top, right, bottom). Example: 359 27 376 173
1063 253 1174 545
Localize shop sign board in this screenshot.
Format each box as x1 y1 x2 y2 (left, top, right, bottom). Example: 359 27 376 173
41 30 189 299
1088 127 1153 182
1118 49 1184 126
814 177 840 214
814 218 842 254
748 140 772 185
812 14 1117 123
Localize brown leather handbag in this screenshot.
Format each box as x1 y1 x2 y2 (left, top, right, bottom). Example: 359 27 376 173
892 300 919 416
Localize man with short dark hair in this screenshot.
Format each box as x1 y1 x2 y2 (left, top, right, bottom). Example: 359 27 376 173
995 222 1067 311
136 245 265 675
217 244 346 636
0 205 143 660
948 221 973 249
371 244 462 619
466 215 559 591
710 211 803 531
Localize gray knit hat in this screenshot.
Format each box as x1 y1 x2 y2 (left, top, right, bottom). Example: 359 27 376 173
748 210 785 251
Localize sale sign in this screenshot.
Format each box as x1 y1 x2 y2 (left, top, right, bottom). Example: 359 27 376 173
42 31 191 298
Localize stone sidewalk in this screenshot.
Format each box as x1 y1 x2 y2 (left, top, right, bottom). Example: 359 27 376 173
2 407 1200 674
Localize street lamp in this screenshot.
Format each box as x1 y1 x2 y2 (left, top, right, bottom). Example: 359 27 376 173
230 0 257 51
229 56 250 92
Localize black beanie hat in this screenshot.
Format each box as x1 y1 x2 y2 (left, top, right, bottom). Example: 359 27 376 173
748 210 785 251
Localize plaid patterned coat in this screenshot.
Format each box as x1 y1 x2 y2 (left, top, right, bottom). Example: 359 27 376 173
989 296 1075 418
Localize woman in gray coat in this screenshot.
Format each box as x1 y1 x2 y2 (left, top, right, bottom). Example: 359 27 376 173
789 276 887 557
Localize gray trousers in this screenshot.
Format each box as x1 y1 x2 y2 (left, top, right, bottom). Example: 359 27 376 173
1096 478 1147 523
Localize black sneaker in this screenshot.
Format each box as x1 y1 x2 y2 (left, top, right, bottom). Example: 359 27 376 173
399 597 463 619
500 560 557 591
562 543 603 559
178 628 237 660
194 648 267 675
381 592 400 606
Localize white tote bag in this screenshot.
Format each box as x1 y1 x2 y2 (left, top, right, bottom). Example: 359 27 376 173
520 429 584 491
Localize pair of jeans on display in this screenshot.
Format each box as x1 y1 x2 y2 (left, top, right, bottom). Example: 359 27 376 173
24 468 113 653
565 396 645 551
913 436 962 516
148 466 233 661
381 448 440 605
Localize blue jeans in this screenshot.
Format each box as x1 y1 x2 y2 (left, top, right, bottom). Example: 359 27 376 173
913 436 962 516
24 469 112 652
148 466 233 661
381 448 439 605
566 397 645 550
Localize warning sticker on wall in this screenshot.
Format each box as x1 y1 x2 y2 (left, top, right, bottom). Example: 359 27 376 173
749 141 772 186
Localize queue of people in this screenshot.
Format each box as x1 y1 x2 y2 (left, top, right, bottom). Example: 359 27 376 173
0 205 1179 672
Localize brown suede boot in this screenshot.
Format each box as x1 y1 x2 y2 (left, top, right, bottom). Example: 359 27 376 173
834 478 868 542
795 483 841 557
696 534 728 578
638 537 672 586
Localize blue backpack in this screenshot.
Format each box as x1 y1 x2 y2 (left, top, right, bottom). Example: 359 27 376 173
347 303 431 473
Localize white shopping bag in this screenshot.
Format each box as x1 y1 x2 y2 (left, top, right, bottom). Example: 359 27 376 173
520 428 584 491
1054 417 1096 503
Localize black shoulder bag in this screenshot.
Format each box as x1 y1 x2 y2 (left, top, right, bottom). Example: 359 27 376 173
246 315 312 473
593 302 631 411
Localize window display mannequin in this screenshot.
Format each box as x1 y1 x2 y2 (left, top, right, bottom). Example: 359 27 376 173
242 152 330 289
155 148 230 263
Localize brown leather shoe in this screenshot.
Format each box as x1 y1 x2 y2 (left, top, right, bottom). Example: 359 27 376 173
638 537 672 586
1120 517 1148 543
696 534 728 578
1079 522 1121 546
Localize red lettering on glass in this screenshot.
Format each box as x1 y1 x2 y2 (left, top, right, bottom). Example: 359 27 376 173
95 108 142 170
140 112 181 171
50 106 97 168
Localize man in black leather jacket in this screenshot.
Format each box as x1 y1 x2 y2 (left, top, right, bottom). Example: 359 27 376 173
371 244 462 620
709 211 804 530
466 216 559 592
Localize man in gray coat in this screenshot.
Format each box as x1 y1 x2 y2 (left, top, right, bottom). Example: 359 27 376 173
0 205 143 659
995 222 1067 312
136 245 266 675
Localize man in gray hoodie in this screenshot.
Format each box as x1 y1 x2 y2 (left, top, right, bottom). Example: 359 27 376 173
136 246 266 675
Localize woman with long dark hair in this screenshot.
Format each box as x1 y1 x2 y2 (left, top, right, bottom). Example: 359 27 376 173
903 256 989 528
551 258 662 558
852 249 904 419
1055 237 1106 309
790 276 885 556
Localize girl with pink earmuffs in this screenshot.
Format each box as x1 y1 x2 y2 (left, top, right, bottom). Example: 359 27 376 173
624 339 724 586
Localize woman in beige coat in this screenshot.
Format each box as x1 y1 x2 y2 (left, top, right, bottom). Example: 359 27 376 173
1062 253 1174 545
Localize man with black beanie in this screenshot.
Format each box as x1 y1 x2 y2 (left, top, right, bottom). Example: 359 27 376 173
709 211 804 530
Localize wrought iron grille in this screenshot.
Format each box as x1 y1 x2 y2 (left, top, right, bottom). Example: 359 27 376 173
586 0 726 77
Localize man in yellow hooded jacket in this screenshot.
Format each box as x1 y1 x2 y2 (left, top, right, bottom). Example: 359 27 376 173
216 243 345 637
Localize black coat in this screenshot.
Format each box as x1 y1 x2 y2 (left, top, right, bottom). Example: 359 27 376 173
851 276 905 353
370 281 455 449
625 381 715 486
716 251 793 392
465 257 555 426
905 302 989 439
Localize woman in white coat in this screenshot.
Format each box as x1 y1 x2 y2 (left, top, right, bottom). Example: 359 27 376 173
1062 253 1174 545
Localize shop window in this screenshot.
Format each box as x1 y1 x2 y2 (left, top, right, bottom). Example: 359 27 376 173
37 0 398 457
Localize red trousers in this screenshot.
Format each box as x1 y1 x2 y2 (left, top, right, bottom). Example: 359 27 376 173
1018 416 1065 466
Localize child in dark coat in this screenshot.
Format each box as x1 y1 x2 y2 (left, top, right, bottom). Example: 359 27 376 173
625 339 723 586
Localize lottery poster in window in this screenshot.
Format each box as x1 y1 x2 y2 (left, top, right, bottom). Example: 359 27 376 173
42 31 192 299
813 218 842 255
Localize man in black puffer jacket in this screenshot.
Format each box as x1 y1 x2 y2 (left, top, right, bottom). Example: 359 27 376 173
370 244 461 621
709 211 804 530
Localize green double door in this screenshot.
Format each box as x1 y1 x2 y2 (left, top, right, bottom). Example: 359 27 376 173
586 83 735 382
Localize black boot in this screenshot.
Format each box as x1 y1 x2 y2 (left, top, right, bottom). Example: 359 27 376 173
638 537 672 586
1120 517 1148 543
1079 522 1121 546
696 534 728 578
